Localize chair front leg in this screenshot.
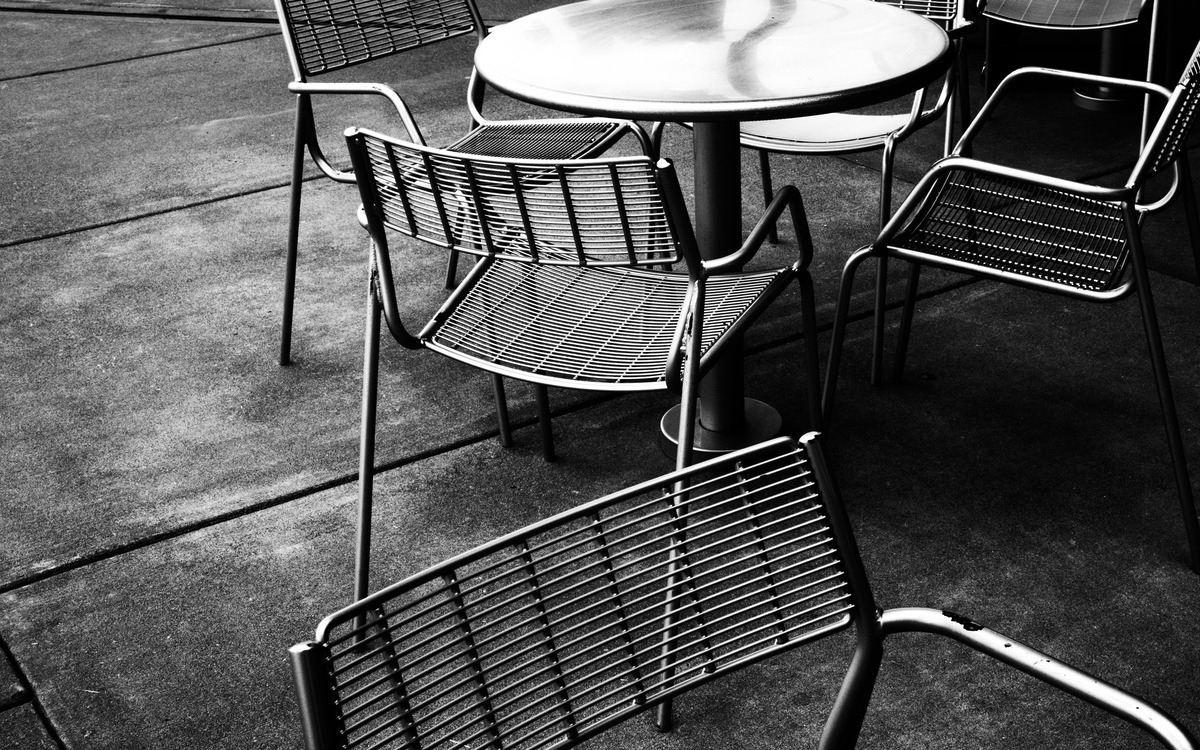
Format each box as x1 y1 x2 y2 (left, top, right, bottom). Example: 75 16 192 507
535 384 555 462
356 280 383 603
1128 219 1200 572
822 247 874 427
280 96 310 367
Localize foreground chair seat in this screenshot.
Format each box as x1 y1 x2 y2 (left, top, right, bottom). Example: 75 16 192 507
823 43 1200 571
290 434 1199 750
345 126 822 600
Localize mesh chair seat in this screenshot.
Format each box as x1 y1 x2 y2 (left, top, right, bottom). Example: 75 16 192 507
450 120 630 160
892 170 1130 293
428 263 793 389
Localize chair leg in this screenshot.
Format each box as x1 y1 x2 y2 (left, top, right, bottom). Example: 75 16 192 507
1128 225 1200 572
892 262 923 384
654 289 707 734
798 269 823 432
492 375 513 448
280 99 308 367
1176 152 1200 285
759 150 779 245
444 249 461 290
355 280 383 603
869 141 897 386
534 384 556 462
822 247 873 427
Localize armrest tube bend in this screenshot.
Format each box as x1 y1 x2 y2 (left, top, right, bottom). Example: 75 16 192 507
879 607 1199 750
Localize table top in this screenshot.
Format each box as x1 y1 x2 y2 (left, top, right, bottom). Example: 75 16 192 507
475 0 953 121
982 0 1144 28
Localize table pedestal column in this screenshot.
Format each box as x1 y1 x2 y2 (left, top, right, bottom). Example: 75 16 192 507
660 121 782 455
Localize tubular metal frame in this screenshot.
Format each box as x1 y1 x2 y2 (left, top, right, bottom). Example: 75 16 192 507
743 0 973 387
344 127 822 601
271 0 639 366
291 433 1200 750
823 46 1200 572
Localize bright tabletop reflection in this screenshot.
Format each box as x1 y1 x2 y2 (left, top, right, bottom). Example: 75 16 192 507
475 0 952 119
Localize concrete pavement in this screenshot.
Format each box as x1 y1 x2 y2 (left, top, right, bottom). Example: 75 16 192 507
2 5 1199 749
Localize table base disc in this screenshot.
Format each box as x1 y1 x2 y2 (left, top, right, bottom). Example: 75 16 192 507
1073 83 1137 113
658 398 783 457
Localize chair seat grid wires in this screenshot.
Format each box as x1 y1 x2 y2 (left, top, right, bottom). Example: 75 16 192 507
898 170 1129 292
314 441 852 750
428 264 789 388
453 122 631 162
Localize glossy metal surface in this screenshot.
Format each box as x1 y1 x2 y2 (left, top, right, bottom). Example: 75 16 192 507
475 0 952 120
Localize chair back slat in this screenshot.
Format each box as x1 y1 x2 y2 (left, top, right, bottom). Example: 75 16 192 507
277 0 479 77
878 0 960 27
1140 43 1200 181
353 130 683 267
308 439 858 750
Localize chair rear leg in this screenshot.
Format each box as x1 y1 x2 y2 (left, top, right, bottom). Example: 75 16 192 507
280 99 308 366
869 140 897 386
798 269 823 432
356 281 383 603
535 384 556 462
759 150 779 245
1177 153 1200 285
492 375 513 448
892 262 923 383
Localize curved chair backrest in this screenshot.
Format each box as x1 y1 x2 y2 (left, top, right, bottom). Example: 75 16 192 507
1137 43 1200 185
882 0 961 29
346 128 692 268
291 435 878 750
274 0 485 81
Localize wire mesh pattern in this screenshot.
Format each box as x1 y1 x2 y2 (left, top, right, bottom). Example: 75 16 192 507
452 122 628 162
314 441 854 750
981 0 1142 28
896 169 1130 291
280 0 476 76
883 0 959 26
429 264 789 389
362 136 679 267
1145 45 1200 179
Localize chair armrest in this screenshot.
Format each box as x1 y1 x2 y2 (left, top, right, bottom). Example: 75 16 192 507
880 607 1199 750
704 184 813 275
288 81 426 146
955 67 1172 155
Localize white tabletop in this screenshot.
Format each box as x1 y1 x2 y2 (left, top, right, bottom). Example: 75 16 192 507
475 0 952 121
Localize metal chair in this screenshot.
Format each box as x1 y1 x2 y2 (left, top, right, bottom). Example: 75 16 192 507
823 43 1200 571
738 0 974 386
979 0 1160 102
290 433 1199 750
272 0 639 365
344 125 823 600
651 0 973 386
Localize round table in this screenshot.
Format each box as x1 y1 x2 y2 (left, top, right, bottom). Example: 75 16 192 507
475 0 953 452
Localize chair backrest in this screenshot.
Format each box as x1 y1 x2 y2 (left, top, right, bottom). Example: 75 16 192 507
274 0 485 80
345 128 692 268
879 0 961 29
1135 41 1200 184
290 435 879 750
